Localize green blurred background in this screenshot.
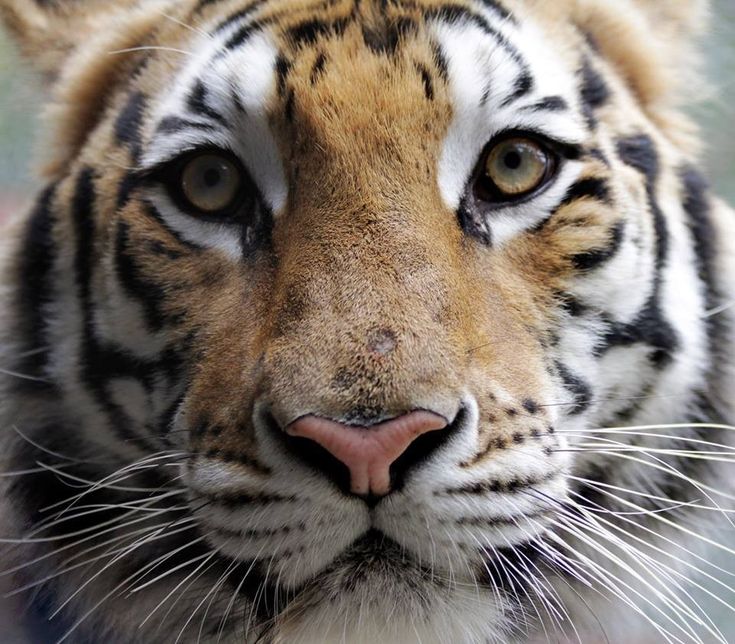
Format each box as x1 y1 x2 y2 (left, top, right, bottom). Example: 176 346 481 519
0 2 733 641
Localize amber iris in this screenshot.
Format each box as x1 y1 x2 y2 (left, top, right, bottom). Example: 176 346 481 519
483 137 551 199
180 153 242 213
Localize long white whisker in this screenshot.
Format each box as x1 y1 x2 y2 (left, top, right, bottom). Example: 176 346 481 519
108 46 194 57
137 550 219 629
565 490 732 642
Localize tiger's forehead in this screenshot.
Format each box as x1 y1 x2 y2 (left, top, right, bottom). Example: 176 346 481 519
144 0 585 214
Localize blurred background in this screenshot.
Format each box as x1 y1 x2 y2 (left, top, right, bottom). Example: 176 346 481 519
0 1 733 641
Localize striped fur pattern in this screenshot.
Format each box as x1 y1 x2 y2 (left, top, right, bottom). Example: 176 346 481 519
0 0 733 642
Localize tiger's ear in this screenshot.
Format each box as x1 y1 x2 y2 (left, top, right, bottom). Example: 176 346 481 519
574 0 710 109
0 0 158 77
1 1 168 176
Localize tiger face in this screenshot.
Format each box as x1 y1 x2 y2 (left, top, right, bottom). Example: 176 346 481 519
1 0 733 642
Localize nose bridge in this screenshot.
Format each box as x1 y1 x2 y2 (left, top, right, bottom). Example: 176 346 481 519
263 170 470 424
275 137 461 324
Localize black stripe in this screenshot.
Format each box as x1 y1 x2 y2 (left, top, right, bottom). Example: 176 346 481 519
522 95 568 113
213 0 268 33
310 52 328 84
156 116 216 135
14 184 59 390
679 165 722 363
275 55 292 96
187 80 227 126
284 88 295 123
579 58 610 129
415 62 435 100
558 177 611 208
361 17 418 55
602 134 679 366
679 166 717 313
71 169 158 446
500 71 533 107
457 196 493 246
431 40 449 80
143 202 203 252
572 221 625 270
114 91 147 160
114 220 174 331
231 89 247 115
72 168 97 331
476 0 516 23
116 171 139 210
557 292 590 318
290 19 336 46
223 18 266 51
555 361 592 415
424 5 533 101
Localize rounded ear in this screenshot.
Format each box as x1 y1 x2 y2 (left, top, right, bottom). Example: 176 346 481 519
0 1 168 176
1 1 144 77
573 0 710 109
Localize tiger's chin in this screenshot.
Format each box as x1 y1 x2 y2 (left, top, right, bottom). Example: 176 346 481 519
259 532 513 644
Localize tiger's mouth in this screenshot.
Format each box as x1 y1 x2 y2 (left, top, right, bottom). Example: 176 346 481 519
210 523 542 614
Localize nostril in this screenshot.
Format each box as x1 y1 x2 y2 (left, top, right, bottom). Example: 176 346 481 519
389 406 467 493
265 413 353 493
284 410 450 498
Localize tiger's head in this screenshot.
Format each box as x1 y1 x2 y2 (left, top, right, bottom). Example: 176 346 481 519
1 0 733 642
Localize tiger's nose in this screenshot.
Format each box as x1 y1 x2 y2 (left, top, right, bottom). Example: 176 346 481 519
286 411 449 498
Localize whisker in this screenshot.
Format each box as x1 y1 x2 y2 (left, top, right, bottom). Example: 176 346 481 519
5 519 198 597
108 46 194 57
156 9 212 39
566 489 735 621
0 367 50 383
565 493 730 643
704 300 735 318
137 550 219 629
12 425 111 464
549 517 700 643
566 474 729 516
55 529 212 644
535 490 727 642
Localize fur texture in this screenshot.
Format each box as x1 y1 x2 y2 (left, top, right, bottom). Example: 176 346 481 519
0 0 733 642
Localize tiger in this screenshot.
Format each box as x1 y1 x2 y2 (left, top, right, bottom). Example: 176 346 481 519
0 0 733 641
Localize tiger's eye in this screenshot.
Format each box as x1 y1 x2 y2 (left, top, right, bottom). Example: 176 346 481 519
180 153 241 213
483 137 551 198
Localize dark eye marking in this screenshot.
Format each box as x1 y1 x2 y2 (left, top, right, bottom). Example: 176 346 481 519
187 80 228 126
156 116 216 136
571 221 626 271
415 62 435 100
557 177 611 209
521 95 568 113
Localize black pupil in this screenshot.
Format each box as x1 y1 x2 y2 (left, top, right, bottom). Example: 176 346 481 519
503 150 522 170
203 166 222 188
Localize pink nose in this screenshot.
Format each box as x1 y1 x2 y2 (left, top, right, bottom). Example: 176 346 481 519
286 411 448 497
